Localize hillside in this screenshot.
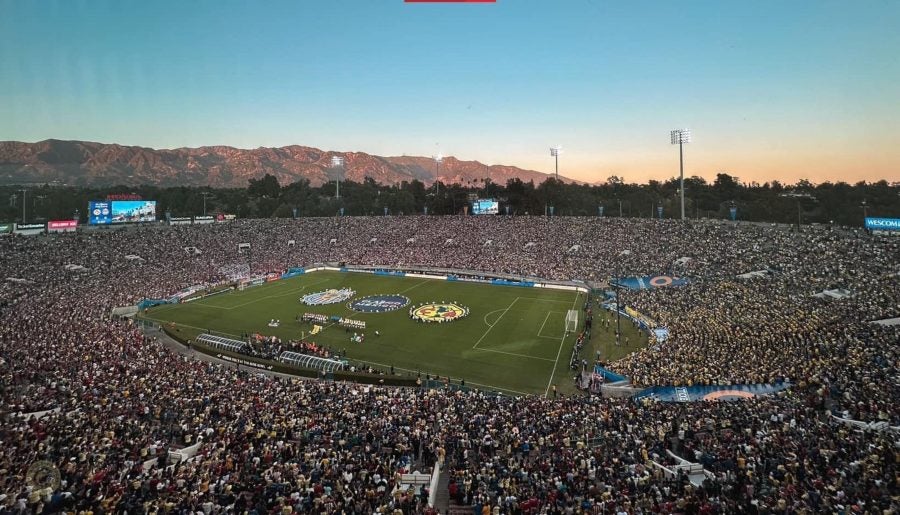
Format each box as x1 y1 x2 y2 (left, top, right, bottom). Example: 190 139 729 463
0 139 576 187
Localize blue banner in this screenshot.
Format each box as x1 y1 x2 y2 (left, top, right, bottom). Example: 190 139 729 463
598 206 604 217
374 269 406 277
613 275 689 290
729 206 737 221
490 278 535 287
281 267 306 280
657 206 663 219
138 299 174 310
865 217 900 231
593 365 627 383
634 382 791 402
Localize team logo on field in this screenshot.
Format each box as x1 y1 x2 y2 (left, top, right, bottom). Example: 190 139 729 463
410 302 470 323
300 288 356 306
348 295 410 313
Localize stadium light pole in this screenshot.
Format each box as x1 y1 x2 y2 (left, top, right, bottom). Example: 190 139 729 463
330 156 345 199
670 129 691 220
200 191 214 216
433 154 443 195
550 146 561 181
18 188 26 223
614 279 622 346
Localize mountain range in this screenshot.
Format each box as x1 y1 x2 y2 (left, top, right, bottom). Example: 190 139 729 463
0 139 577 188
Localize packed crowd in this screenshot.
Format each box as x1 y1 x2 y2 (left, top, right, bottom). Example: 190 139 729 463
0 216 897 513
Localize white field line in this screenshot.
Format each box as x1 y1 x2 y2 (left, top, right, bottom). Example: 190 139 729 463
192 279 330 310
398 279 430 294
140 318 243 339
473 348 555 362
537 311 565 338
471 297 519 350
515 297 573 303
544 291 581 397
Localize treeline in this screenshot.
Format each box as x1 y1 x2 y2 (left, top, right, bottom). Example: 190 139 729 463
1 173 897 227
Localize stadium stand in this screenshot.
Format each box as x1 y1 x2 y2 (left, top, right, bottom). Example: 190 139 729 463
0 217 897 513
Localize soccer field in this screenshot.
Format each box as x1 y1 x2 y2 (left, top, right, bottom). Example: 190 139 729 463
141 270 601 394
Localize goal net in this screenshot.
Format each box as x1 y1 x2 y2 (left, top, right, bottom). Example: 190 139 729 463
565 310 578 333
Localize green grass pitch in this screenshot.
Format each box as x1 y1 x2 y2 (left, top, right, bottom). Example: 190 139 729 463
140 271 646 395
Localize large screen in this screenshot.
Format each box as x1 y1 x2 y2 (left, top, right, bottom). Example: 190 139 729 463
112 200 157 223
471 199 499 215
89 200 157 224
88 201 112 225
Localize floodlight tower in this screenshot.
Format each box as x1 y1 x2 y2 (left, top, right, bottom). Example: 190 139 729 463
18 188 26 223
200 191 214 216
330 156 345 199
433 154 443 194
550 146 562 181
670 129 691 220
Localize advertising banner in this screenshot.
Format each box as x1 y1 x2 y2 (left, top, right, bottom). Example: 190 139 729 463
169 217 192 225
865 217 900 231
194 215 214 225
14 223 45 235
47 220 78 232
634 382 791 403
0 223 13 235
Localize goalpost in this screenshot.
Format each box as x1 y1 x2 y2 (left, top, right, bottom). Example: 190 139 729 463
565 310 578 333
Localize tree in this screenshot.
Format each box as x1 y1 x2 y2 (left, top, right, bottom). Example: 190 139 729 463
248 174 281 199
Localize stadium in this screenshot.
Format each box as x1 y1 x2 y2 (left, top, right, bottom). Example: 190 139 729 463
2 1 899 514
1 214 898 513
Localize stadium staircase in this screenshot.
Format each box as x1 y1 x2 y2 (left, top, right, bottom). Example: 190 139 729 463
433 467 451 513
433 466 473 514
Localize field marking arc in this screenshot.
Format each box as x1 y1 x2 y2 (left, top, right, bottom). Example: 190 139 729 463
471 297 519 350
482 308 506 327
544 292 581 397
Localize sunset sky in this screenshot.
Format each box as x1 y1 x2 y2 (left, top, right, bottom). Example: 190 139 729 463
1 0 898 185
